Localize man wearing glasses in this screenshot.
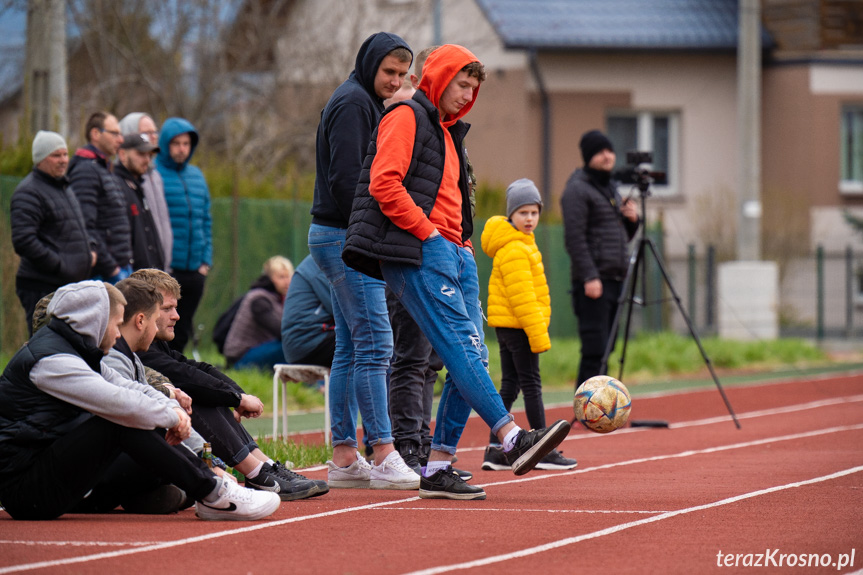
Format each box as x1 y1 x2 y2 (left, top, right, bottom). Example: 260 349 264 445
68 111 133 284
120 112 172 270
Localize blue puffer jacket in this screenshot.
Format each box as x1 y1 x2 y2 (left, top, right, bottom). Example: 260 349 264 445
155 118 212 271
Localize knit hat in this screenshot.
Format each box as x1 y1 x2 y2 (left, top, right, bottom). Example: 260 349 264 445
32 130 67 165
580 129 614 166
506 178 542 219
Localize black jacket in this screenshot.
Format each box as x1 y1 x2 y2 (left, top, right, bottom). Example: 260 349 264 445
114 162 166 271
67 145 132 276
311 32 411 229
138 340 244 408
342 91 472 280
561 168 640 284
10 168 94 286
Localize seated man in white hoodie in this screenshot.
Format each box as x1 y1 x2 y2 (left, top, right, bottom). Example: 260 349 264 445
0 280 279 521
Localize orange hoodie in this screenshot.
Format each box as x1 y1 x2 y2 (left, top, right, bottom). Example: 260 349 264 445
369 45 481 245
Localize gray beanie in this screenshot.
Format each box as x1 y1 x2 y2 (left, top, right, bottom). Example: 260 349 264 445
506 178 542 219
32 130 67 165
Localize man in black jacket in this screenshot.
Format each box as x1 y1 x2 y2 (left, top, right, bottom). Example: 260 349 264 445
11 131 96 333
67 111 132 283
561 130 640 388
115 133 166 271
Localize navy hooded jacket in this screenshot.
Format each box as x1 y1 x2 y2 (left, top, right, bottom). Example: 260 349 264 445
311 32 412 228
155 118 212 271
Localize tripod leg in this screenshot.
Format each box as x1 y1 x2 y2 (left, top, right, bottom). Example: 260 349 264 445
643 239 742 429
601 236 643 379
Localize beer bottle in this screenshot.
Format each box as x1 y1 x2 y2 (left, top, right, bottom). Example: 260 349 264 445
202 442 214 469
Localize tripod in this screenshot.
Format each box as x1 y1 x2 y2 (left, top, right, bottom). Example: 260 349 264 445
600 176 741 429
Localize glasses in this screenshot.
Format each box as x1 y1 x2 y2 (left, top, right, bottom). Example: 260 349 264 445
101 129 122 137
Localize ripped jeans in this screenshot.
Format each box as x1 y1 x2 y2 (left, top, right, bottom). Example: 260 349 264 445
381 234 512 455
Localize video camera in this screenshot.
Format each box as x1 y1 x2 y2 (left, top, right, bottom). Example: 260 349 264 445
613 151 667 194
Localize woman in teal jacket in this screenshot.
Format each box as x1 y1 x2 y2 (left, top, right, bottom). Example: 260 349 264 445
155 117 213 353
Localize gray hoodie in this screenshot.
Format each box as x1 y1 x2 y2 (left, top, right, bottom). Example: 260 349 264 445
31 281 180 430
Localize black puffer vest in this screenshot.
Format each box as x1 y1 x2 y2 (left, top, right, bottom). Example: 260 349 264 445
342 91 472 280
0 319 100 482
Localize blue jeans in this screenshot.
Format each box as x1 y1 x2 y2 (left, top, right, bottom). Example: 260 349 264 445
308 224 394 448
233 340 285 371
382 234 512 455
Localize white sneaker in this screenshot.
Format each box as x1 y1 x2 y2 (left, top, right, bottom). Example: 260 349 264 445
195 478 281 521
370 450 421 490
327 450 373 489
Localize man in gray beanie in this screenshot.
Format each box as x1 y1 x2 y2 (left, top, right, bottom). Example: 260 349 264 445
561 129 640 389
11 131 96 333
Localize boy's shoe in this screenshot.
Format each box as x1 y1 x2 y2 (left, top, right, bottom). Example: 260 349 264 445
419 467 486 500
245 462 319 501
505 420 572 476
327 450 373 489
196 478 280 521
481 445 512 471
535 449 578 470
271 461 329 497
396 439 423 475
370 451 421 490
120 484 187 514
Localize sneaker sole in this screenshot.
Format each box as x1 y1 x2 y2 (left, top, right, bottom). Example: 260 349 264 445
327 479 371 489
195 496 280 521
419 488 486 500
480 462 512 471
370 478 420 490
535 461 578 470
277 485 321 501
512 420 572 476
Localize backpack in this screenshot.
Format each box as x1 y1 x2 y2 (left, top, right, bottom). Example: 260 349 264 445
212 295 244 354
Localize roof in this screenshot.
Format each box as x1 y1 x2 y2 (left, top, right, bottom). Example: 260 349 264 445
475 0 773 52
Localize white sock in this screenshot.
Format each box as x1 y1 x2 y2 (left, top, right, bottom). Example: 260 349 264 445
202 476 225 502
424 460 449 477
243 460 265 479
502 426 522 452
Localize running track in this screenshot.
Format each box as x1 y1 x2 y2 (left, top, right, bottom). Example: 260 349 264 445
1 372 862 574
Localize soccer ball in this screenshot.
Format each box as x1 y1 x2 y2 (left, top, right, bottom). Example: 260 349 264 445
573 376 632 433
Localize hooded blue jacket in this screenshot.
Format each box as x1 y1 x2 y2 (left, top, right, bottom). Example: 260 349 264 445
155 118 212 271
311 32 412 228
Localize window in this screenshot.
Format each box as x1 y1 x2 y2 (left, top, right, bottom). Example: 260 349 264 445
841 105 863 194
606 111 679 196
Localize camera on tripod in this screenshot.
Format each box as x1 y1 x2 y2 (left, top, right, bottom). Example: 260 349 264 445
614 150 667 193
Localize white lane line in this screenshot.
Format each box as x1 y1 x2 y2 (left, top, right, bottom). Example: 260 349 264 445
400 465 863 575
2 422 861 573
372 508 668 514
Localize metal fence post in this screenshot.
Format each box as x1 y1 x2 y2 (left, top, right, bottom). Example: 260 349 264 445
687 244 696 328
705 245 716 333
846 245 853 338
817 244 824 341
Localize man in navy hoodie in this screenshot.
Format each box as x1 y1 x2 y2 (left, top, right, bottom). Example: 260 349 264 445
155 117 213 353
309 32 419 490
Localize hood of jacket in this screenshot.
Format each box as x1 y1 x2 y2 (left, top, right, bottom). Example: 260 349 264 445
351 32 412 103
119 112 151 136
418 44 481 125
482 215 535 259
157 117 200 171
46 280 110 349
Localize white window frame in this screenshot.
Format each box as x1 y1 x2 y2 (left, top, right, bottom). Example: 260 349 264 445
606 110 680 198
840 104 863 195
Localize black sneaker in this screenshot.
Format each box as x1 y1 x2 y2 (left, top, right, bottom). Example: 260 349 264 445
272 460 329 497
245 462 319 501
120 484 187 514
419 467 486 500
396 440 423 475
481 445 511 471
504 420 572 476
535 449 578 470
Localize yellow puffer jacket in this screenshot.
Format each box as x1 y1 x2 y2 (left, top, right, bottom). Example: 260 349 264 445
481 215 551 353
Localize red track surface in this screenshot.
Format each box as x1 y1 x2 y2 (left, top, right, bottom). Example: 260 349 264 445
2 373 862 574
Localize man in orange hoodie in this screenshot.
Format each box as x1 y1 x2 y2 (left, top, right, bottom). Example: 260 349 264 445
343 45 571 500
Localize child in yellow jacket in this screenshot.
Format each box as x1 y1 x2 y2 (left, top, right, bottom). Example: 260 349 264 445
480 179 577 471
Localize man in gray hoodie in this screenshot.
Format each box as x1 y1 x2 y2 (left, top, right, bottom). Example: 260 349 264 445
0 281 280 521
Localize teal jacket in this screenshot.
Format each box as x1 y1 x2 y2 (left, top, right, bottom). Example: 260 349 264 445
155 118 212 271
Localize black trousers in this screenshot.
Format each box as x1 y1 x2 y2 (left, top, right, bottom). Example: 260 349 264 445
572 279 623 389
16 277 59 337
386 290 441 448
191 405 258 467
0 417 216 520
169 268 207 353
292 330 336 368
489 327 546 443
